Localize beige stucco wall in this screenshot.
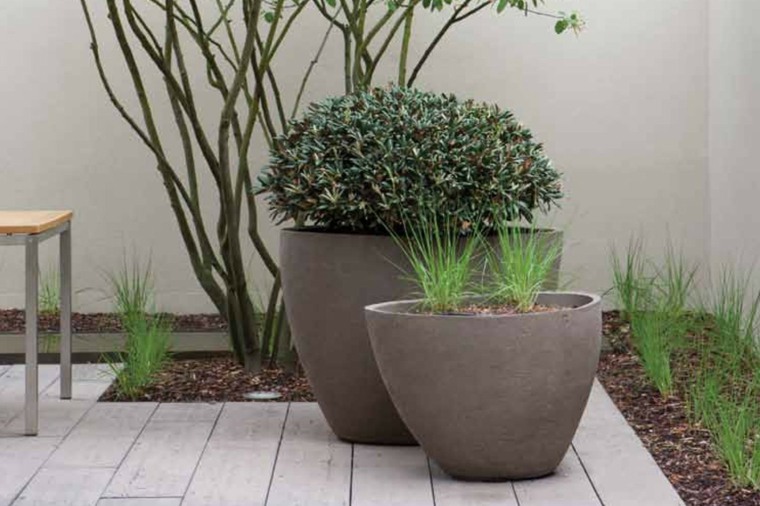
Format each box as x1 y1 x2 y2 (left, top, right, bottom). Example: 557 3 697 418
0 0 711 312
708 0 760 273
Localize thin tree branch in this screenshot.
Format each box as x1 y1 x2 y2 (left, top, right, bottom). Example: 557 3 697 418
87 0 229 313
123 0 223 182
398 7 413 84
291 11 337 118
407 0 473 86
365 0 420 84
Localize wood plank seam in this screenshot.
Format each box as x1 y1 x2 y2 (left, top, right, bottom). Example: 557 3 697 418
263 402 291 506
511 483 521 506
571 444 606 506
99 403 161 497
1 366 60 433
426 458 436 506
349 444 355 506
178 401 226 500
0 366 60 431
8 369 111 504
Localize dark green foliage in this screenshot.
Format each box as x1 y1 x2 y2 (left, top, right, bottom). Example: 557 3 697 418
258 86 563 233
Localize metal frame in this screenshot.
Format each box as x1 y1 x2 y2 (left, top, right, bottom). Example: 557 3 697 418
1 220 72 435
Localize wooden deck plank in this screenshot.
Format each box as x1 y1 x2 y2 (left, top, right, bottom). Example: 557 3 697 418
0 364 60 390
0 437 61 506
183 403 287 506
72 363 117 383
0 365 59 427
573 380 684 505
103 403 221 498
3 380 111 437
97 500 181 506
352 446 434 506
512 450 601 506
46 403 156 468
266 403 351 506
430 461 518 506
13 467 114 506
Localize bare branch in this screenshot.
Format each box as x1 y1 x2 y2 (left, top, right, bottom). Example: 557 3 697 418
407 0 473 86
292 10 337 118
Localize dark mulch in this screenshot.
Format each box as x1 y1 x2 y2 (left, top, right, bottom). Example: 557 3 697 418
0 309 227 334
100 357 314 403
456 303 557 316
597 311 760 506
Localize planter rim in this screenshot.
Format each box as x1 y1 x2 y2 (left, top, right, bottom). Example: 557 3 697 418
365 291 600 320
282 226 563 238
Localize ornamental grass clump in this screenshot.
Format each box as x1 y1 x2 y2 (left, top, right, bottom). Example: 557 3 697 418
486 225 562 312
390 214 480 314
104 257 171 399
259 86 562 232
388 214 562 315
609 240 760 488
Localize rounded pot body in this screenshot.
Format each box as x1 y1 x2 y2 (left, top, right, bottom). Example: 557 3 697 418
365 292 601 479
280 229 416 444
280 227 563 445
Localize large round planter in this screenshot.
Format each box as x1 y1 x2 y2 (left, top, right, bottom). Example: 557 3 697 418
364 292 601 480
280 228 563 445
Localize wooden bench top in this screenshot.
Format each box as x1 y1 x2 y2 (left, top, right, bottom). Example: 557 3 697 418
0 211 73 234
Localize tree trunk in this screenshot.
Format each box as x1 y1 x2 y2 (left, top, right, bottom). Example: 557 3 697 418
226 287 262 372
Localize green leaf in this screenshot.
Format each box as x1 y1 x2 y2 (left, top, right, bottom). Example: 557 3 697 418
554 19 568 34
264 11 275 23
496 0 509 14
326 0 336 6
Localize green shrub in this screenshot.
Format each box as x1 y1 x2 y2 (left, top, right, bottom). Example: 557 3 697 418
258 86 562 232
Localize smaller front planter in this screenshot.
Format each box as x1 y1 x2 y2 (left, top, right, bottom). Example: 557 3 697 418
365 292 601 481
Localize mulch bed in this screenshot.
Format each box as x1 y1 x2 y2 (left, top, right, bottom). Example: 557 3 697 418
0 309 226 334
597 311 760 505
100 357 314 403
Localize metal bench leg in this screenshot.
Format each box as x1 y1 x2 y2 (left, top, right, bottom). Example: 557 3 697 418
60 224 72 400
25 235 39 436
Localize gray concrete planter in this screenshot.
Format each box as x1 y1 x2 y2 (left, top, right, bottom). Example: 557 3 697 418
280 227 563 445
280 229 416 444
365 292 601 480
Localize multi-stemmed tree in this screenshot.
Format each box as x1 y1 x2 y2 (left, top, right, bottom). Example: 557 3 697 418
79 0 580 371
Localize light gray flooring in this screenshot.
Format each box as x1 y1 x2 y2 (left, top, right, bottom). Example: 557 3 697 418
0 364 684 505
